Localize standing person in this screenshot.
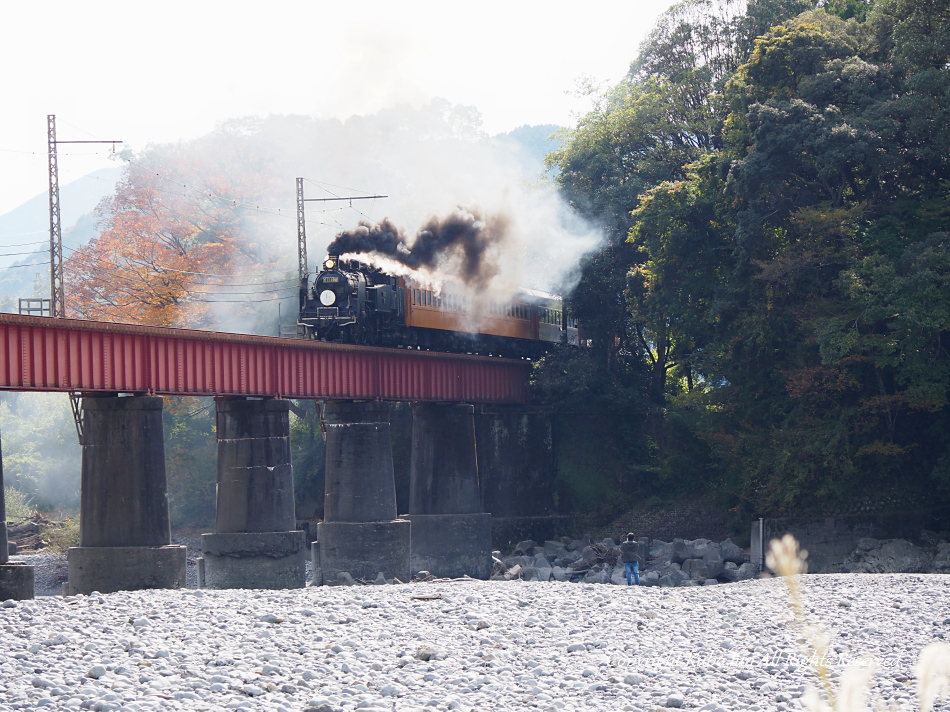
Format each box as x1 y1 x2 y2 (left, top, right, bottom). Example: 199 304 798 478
620 532 641 586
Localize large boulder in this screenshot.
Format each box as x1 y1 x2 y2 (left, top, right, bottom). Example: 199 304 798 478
532 554 553 570
610 564 627 585
584 567 611 584
650 539 673 559
719 539 745 565
658 568 689 587
735 563 757 581
672 538 718 564
555 551 582 567
543 540 569 560
690 538 718 559
523 566 551 582
513 540 538 556
567 536 594 552
719 561 740 582
843 538 933 574
931 543 950 574
503 555 529 569
671 538 690 564
719 561 757 583
683 555 724 581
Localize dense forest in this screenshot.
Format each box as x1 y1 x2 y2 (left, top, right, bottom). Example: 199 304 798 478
3 0 948 534
540 0 950 526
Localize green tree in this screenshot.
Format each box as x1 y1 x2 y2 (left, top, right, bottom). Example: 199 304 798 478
163 397 217 528
290 400 326 520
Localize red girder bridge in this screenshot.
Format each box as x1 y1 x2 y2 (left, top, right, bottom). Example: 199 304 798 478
0 313 531 403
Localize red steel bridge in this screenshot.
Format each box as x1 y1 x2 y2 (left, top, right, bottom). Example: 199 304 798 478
0 313 530 403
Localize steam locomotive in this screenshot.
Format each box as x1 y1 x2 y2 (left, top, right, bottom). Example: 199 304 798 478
298 256 577 358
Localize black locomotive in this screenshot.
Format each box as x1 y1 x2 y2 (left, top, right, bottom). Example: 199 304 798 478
297 256 577 358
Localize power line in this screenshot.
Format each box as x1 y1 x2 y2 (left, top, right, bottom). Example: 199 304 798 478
1 261 49 269
123 158 293 219
0 236 47 246
0 248 47 258
61 245 297 294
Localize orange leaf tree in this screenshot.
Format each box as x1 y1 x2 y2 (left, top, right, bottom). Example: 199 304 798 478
65 140 289 328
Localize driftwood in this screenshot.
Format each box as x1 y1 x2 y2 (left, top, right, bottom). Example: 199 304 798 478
5 512 62 551
568 542 619 570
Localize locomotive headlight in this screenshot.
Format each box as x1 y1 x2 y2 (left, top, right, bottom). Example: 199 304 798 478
319 289 336 306
323 259 336 270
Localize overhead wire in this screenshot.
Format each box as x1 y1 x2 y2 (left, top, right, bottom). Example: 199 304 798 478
59 245 297 298
123 158 292 220
58 263 297 304
0 230 45 239
0 239 47 248
1 122 379 307
61 245 297 286
301 176 386 231
0 249 47 257
1 261 50 269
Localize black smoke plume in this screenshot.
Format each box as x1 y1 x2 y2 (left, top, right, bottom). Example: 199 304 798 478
326 208 508 288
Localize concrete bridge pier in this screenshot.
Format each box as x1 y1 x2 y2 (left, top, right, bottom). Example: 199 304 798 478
0 430 34 600
66 395 186 595
475 406 560 545
199 398 306 589
406 403 492 579
313 401 410 584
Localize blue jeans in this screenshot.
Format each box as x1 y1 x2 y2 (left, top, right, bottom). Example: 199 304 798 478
625 561 639 586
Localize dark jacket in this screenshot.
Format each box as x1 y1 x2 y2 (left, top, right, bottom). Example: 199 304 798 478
620 540 641 565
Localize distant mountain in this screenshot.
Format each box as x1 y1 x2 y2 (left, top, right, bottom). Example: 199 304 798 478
492 124 563 175
0 166 122 264
0 167 122 310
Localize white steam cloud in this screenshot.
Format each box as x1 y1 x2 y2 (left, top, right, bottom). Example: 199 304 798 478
92 101 602 335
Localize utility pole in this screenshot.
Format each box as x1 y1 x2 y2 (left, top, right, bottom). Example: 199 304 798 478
296 178 309 314
294 177 386 313
47 115 122 318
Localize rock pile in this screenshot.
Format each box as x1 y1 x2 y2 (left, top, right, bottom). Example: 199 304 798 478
843 537 950 574
492 536 757 587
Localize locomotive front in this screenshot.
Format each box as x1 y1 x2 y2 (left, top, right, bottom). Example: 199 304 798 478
299 256 366 339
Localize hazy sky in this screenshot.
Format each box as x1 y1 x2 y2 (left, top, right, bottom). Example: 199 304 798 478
1 1 674 218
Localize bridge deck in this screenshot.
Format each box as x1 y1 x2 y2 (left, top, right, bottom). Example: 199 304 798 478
0 314 530 403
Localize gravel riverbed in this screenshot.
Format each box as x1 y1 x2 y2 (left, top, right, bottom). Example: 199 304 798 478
1 573 948 712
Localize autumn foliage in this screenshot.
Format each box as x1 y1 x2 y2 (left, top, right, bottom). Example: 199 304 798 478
65 144 288 328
